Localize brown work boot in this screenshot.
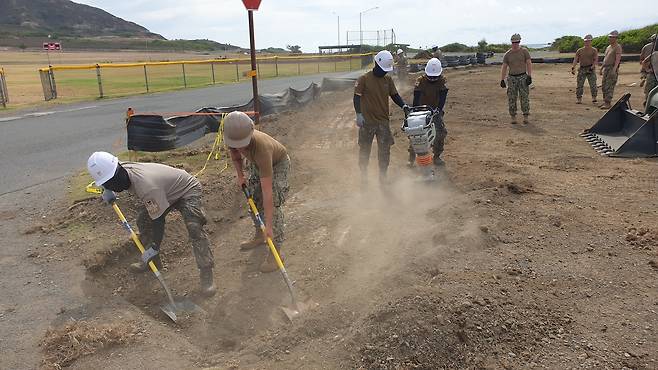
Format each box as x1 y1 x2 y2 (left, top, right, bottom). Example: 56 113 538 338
239 230 265 251
599 102 611 110
592 97 597 103
199 268 217 297
522 115 529 124
576 97 582 104
510 115 517 124
259 251 281 273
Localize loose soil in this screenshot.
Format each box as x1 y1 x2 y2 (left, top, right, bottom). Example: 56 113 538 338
9 62 658 369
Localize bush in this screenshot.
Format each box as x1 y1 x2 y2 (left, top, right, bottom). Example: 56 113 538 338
440 43 473 52
557 23 658 53
551 36 584 52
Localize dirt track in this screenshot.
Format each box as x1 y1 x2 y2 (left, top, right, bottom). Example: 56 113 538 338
8 63 658 369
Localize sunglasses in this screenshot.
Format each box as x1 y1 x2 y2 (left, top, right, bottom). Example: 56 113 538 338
512 41 520 44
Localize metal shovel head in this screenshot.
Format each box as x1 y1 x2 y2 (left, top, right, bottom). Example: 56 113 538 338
160 299 204 323
281 299 318 322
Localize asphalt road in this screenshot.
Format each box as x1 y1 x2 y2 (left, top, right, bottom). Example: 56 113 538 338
0 71 360 197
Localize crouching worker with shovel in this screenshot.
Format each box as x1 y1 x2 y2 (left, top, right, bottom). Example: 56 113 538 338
224 111 291 273
87 152 217 296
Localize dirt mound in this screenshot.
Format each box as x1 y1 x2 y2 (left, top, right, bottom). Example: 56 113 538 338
41 320 141 369
355 295 571 369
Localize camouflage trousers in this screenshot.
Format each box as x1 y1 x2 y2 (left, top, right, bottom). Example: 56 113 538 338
576 67 597 99
601 66 618 104
408 113 447 161
137 186 214 270
359 122 394 173
644 71 657 100
247 156 291 247
506 74 530 116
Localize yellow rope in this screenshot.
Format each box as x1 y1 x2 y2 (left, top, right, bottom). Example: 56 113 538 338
194 113 229 178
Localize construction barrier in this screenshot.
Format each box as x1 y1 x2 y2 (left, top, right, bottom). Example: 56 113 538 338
126 76 357 152
0 68 8 108
38 53 374 101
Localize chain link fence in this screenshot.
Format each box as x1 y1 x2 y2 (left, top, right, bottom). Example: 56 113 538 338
38 53 373 102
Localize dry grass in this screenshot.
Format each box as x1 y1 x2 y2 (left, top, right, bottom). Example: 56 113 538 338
40 319 141 369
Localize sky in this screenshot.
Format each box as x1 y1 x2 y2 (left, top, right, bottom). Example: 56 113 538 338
76 0 657 52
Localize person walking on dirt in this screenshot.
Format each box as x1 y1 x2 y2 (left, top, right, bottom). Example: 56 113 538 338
395 49 409 82
571 34 599 104
641 49 657 107
599 30 623 110
431 45 443 60
640 34 657 106
500 33 533 124
409 58 449 167
354 50 409 185
86 152 217 296
224 111 291 273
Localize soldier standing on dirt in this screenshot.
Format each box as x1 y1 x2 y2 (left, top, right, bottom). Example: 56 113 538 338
395 49 408 82
409 58 449 167
431 45 443 60
571 34 599 104
86 152 217 296
599 30 623 110
224 111 291 273
354 50 408 185
500 33 533 124
640 34 657 106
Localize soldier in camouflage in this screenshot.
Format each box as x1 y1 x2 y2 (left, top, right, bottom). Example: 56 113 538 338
500 33 533 124
599 30 623 109
571 34 598 104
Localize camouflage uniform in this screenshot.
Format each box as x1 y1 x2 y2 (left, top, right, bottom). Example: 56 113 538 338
576 67 598 100
645 72 657 99
137 186 214 269
601 66 618 104
506 74 530 116
247 156 291 246
359 123 394 172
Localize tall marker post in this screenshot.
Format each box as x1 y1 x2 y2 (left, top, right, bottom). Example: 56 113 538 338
242 0 262 125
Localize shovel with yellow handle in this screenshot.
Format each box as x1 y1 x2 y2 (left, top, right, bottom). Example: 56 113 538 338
241 184 316 321
86 183 201 323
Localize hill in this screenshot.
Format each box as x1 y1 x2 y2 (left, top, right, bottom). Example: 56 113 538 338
0 0 163 39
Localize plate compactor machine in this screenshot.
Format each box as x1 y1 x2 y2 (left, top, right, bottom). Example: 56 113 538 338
401 105 440 181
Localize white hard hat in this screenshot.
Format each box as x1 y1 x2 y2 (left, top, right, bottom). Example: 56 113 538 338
87 151 119 186
374 50 394 72
397 49 404 55
425 58 443 77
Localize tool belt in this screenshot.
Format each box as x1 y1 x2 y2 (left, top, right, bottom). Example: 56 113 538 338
509 72 527 77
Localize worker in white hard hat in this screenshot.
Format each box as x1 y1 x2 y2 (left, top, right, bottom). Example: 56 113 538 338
394 48 408 82
430 44 443 60
86 151 216 296
354 50 408 186
409 58 449 166
224 111 291 273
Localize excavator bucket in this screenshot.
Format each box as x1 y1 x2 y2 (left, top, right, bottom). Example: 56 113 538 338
580 93 658 157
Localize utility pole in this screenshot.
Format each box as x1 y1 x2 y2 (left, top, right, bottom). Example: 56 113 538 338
242 0 262 125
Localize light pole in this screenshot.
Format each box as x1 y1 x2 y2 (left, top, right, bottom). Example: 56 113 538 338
359 6 378 48
332 12 340 51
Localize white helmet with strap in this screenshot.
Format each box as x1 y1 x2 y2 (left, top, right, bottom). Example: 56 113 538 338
374 50 394 72
425 58 443 77
396 49 404 55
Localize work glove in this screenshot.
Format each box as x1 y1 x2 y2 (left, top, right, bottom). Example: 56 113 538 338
101 189 116 204
526 75 532 86
355 113 365 128
141 243 159 265
500 79 506 88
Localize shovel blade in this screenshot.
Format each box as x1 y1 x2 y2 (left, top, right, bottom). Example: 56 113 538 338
281 299 318 322
160 299 204 323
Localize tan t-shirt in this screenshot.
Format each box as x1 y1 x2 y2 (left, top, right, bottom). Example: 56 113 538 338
503 48 532 75
354 71 398 124
123 162 200 219
640 43 654 72
414 75 448 109
602 43 622 67
575 46 598 67
243 130 287 178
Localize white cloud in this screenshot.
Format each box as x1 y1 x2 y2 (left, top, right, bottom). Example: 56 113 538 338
75 0 657 51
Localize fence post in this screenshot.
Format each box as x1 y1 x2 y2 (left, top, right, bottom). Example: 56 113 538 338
182 63 187 88
334 58 337 72
235 62 239 82
317 60 320 73
211 63 216 84
297 60 301 75
143 65 150 93
349 56 353 71
95 64 104 98
275 57 278 77
49 66 57 99
0 72 5 109
257 59 260 78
